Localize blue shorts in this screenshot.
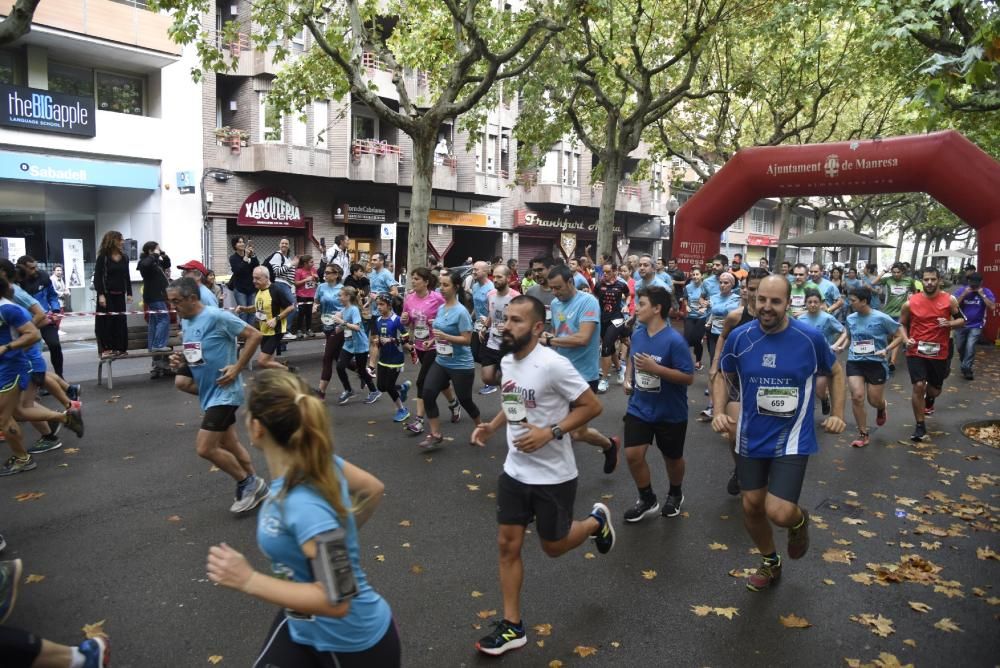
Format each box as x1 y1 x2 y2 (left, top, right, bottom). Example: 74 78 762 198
0 367 28 393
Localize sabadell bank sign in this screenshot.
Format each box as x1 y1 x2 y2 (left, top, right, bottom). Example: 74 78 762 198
0 84 96 137
237 188 305 229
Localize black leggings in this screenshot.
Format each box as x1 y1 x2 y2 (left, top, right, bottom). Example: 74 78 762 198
0 626 43 667
337 350 375 392
600 319 625 358
684 318 707 362
415 348 437 396
706 330 721 366
422 362 479 421
95 293 128 353
253 613 401 668
321 330 345 382
376 364 402 400
40 324 63 377
296 302 313 333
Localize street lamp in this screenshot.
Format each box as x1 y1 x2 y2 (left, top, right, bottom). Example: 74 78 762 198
665 195 680 261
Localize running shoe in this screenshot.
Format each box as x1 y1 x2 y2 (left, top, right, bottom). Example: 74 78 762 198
602 436 619 474
851 431 870 448
28 434 62 454
875 401 887 427
283 332 297 341
417 433 444 451
393 407 411 423
66 384 82 402
787 508 810 559
820 397 831 416
746 556 781 592
79 635 110 668
616 365 626 385
475 619 526 656
0 558 22 624
64 406 84 438
337 391 355 405
662 493 684 518
449 401 463 423
962 369 974 380
478 384 498 395
923 402 935 416
704 388 710 396
590 502 616 554
694 361 703 371
698 408 713 421
399 380 411 404
623 496 660 523
911 422 927 442
0 533 5 553
597 378 609 394
727 469 740 496
47 418 62 437
364 390 382 405
0 455 36 476
230 476 269 513
405 417 425 434
888 363 895 374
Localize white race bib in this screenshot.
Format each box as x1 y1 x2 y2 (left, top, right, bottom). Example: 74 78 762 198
320 313 336 326
890 285 907 296
414 324 429 340
344 328 353 339
756 387 799 417
635 370 661 392
545 305 551 322
474 318 486 333
917 340 941 356
502 392 527 422
851 339 876 355
435 339 453 356
255 310 267 322
790 294 805 307
183 341 204 366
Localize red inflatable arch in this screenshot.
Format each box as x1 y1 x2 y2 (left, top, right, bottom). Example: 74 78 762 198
671 130 1000 340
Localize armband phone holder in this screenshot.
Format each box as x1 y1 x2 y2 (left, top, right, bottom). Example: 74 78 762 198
310 528 359 605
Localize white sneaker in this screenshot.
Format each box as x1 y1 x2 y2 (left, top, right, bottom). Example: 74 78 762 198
282 332 297 341
597 378 609 393
230 477 269 513
616 367 626 385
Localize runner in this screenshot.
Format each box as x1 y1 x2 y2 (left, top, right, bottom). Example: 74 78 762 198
798 289 845 416
418 269 482 449
469 261 495 392
544 265 620 474
331 287 380 406
683 265 709 371
621 286 693 521
874 262 918 372
807 263 845 316
952 272 995 380
0 274 42 477
367 252 399 297
478 264 520 394
400 268 461 435
702 254 727 299
831 285 905 448
787 263 815 318
370 294 412 422
594 262 630 393
166 277 268 513
634 255 670 292
235 267 295 372
525 256 556 331
314 263 345 400
712 275 846 591
206 370 400 667
470 296 614 656
899 267 965 442
177 260 218 308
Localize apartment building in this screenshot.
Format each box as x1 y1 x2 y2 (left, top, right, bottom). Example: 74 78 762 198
0 0 203 306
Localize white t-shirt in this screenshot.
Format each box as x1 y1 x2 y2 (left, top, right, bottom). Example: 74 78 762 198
486 288 520 350
500 345 590 485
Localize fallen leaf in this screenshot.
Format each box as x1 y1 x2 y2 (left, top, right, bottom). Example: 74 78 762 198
709 542 728 551
601 493 614 500
850 613 895 637
401 542 410 548
466 484 480 491
63 447 79 455
834 539 853 546
611 641 620 648
574 645 598 658
921 541 942 551
476 609 497 619
366 433 375 437
536 640 544 648
779 613 812 628
208 657 223 665
822 548 856 565
584 552 595 559
691 604 713 617
375 555 385 562
410 564 423 574
908 601 932 613
713 607 739 620
641 569 657 580
849 573 876 585
123 455 134 460
24 574 45 584
81 620 106 639
857 530 877 539
14 492 45 502
903 639 917 648
398 520 411 527
842 518 867 525
977 546 999 561
548 662 564 668
175 422 185 426
822 578 835 586
933 585 964 599
367 420 377 425
533 623 552 636
933 617 962 632
167 515 182 522
728 568 754 578
470 590 483 598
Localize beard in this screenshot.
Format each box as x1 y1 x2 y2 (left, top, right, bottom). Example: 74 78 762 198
499 330 533 356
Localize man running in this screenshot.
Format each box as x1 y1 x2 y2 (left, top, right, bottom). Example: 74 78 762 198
712 275 846 591
899 267 965 442
525 256 556 330
471 295 615 656
621 286 693 521
367 252 399 297
874 262 918 372
788 263 815 318
167 277 268 513
177 260 219 308
808 263 845 316
702 254 728 299
236 267 295 371
832 285 905 448
594 262 629 393
470 261 495 391
544 265 620 474
479 264 519 393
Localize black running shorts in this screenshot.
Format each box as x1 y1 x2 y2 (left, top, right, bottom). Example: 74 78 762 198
736 454 809 503
260 334 282 355
201 404 239 432
478 343 503 368
845 360 887 385
622 414 687 460
906 355 948 389
496 472 577 542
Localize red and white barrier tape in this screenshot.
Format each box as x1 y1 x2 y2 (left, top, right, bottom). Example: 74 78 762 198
54 301 316 317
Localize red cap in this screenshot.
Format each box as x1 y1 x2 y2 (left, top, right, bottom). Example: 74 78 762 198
177 260 209 275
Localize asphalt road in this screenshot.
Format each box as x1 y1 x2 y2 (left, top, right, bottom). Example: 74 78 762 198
2 339 998 667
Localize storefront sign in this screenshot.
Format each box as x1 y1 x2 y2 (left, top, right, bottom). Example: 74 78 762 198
560 232 577 258
334 203 387 225
746 234 776 246
514 209 623 235
238 189 304 228
0 84 96 137
429 210 494 227
0 150 159 189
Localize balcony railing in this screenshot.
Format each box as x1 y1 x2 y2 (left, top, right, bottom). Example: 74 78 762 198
361 51 393 73
211 29 251 56
515 171 537 187
352 138 402 158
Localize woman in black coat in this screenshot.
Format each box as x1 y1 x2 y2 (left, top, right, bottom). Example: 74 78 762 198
94 230 132 358
229 235 259 324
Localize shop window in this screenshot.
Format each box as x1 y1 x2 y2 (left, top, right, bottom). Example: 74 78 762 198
96 72 144 115
313 100 328 147
260 94 284 142
48 63 94 97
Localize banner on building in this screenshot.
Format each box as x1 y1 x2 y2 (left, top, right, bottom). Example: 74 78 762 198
238 189 304 228
63 238 85 288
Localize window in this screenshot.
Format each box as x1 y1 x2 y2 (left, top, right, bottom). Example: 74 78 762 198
96 72 144 114
571 153 579 186
730 215 744 232
215 97 223 129
805 216 816 233
312 100 328 148
0 53 16 85
353 114 376 140
751 207 774 235
538 150 559 184
48 63 94 97
260 94 283 142
487 134 497 173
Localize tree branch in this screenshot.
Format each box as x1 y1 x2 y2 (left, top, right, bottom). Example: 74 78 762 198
0 0 41 46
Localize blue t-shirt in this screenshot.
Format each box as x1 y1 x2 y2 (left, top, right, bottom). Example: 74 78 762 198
862 275 882 309
11 285 45 373
636 275 669 292
316 283 344 326
199 284 218 308
797 311 844 346
684 282 708 319
573 272 589 290
256 456 392 653
366 269 397 295
720 318 836 458
627 324 692 423
340 305 368 354
551 290 601 381
180 307 248 411
814 278 841 308
702 274 721 299
433 303 474 369
472 280 495 318
709 292 741 335
375 313 407 367
0 299 30 374
845 310 900 364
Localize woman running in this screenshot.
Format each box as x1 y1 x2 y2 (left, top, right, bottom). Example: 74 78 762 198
370 294 412 422
418 269 481 450
314 264 345 400
705 272 740 365
400 268 461 434
682 265 709 370
332 287 379 406
205 370 400 668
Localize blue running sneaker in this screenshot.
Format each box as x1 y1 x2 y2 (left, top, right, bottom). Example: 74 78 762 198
399 380 411 404
79 636 110 668
393 407 411 423
364 390 382 405
0 558 22 623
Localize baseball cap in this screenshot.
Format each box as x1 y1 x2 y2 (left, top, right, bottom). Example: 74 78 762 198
177 260 209 275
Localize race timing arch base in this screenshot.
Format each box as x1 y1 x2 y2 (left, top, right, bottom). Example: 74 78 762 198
670 130 1000 341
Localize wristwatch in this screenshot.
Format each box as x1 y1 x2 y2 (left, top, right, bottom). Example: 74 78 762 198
550 425 564 440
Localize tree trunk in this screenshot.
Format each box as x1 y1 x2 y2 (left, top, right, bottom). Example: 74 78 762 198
775 199 793 267
895 226 905 262
408 133 435 270
596 152 624 262
909 232 921 267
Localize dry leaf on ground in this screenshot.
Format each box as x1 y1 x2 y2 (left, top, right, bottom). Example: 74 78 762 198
779 613 812 628
822 548 856 564
850 613 895 637
470 590 483 598
574 645 598 657
933 618 963 632
24 574 45 584
548 661 564 668
476 609 497 619
208 657 223 665
691 604 713 617
81 620 106 639
976 546 999 561
641 569 657 580
908 601 932 613
410 565 423 574
708 542 728 550
713 607 739 620
533 623 552 636
584 552 595 559
14 492 45 502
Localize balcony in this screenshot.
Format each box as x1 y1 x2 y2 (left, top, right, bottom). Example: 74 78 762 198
432 157 458 191
591 181 642 213
472 169 509 197
349 138 400 184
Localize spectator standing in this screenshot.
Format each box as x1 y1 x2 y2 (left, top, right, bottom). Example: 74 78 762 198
265 238 298 341
137 242 173 353
51 265 70 310
953 273 995 380
228 236 259 325
93 230 132 358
